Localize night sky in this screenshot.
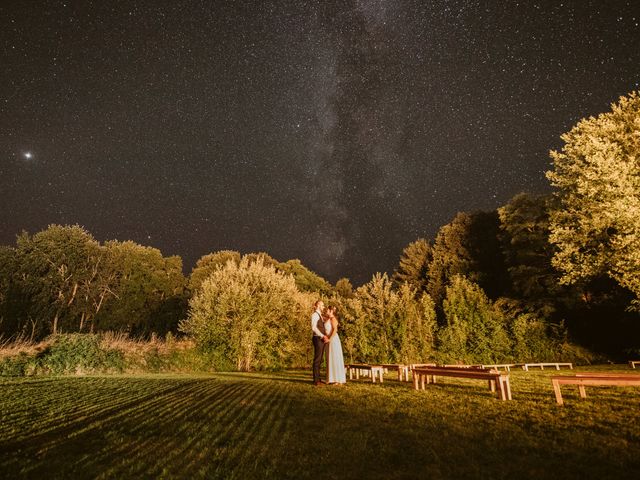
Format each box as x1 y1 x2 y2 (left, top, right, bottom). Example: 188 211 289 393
2 1 639 284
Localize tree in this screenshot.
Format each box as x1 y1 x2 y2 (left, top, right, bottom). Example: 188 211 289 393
337 273 436 364
189 250 241 292
334 277 354 298
276 259 333 295
427 211 509 311
546 91 640 307
95 241 187 335
438 275 511 364
498 193 564 307
392 238 432 295
180 257 312 371
14 225 104 335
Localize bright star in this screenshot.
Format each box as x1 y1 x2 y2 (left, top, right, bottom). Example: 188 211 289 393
24 152 33 159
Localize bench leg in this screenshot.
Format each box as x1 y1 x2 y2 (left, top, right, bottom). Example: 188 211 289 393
420 374 425 390
504 377 512 400
413 373 419 390
371 370 376 383
379 370 383 383
552 379 564 405
578 385 586 398
555 364 560 370
489 379 495 393
349 368 353 380
496 379 505 400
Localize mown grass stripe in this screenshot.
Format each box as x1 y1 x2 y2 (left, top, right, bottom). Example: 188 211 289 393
147 380 274 478
190 382 280 478
156 381 275 478
247 383 294 475
74 379 231 475
0 378 185 441
8 379 216 477
0 379 201 455
94 380 258 479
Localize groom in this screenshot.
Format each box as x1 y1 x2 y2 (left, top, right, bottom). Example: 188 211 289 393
311 300 329 386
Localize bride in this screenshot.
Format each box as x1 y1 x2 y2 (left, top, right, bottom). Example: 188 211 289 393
325 306 346 384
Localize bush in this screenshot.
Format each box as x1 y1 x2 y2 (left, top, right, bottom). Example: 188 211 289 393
438 276 511 363
36 334 125 375
180 257 313 371
336 274 437 364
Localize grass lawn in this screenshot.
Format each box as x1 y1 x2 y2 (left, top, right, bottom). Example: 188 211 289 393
1 365 640 479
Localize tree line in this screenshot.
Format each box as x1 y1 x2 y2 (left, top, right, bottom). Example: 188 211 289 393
1 91 639 369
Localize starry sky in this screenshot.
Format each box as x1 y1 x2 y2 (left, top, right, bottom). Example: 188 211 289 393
2 1 639 284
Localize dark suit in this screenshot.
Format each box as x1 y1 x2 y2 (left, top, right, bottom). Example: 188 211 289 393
311 311 326 383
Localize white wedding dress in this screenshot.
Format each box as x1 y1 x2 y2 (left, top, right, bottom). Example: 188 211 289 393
326 319 346 384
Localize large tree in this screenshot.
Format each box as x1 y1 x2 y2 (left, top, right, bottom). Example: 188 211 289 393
392 238 432 295
14 225 104 335
181 257 312 371
546 91 640 307
427 211 509 310
95 240 187 335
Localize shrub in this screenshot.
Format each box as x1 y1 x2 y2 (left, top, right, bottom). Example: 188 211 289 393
180 257 313 371
438 276 511 363
336 274 437 364
36 334 125 375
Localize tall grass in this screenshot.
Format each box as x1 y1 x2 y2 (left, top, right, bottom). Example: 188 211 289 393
0 332 211 376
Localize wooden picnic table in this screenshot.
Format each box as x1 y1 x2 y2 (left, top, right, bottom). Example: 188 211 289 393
522 362 573 371
347 364 385 383
412 366 512 401
551 372 640 405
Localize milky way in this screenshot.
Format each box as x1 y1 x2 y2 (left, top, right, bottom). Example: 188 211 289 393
1 0 639 284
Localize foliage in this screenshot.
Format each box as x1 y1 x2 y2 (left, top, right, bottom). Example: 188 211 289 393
438 275 511 363
11 225 107 336
189 251 332 296
95 241 187 336
188 250 241 292
36 334 125 375
0 226 188 340
276 259 333 295
180 257 313 371
334 277 354 298
427 211 509 310
546 91 640 307
498 193 561 303
0 333 209 377
392 237 432 295
337 273 437 364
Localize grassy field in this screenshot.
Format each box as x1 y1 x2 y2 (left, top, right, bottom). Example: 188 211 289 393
1 366 640 479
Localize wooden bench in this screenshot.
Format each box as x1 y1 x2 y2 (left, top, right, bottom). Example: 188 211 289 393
381 364 411 381
522 362 573 371
629 360 640 369
551 373 640 405
479 364 517 372
347 364 385 383
412 366 512 401
408 363 437 382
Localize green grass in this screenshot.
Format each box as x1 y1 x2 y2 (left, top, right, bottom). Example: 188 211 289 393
1 366 640 479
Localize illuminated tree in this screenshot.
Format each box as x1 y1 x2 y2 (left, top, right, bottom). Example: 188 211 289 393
546 91 640 307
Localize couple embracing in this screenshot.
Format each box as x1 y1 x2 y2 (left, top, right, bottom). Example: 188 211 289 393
311 300 346 386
